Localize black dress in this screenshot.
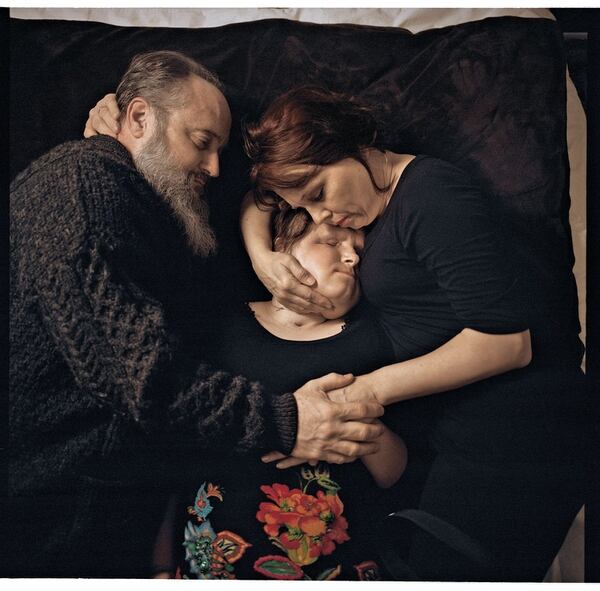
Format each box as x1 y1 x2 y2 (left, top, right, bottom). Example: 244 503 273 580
359 156 588 581
173 303 398 581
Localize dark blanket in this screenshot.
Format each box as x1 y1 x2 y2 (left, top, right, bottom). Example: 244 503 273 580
9 15 582 360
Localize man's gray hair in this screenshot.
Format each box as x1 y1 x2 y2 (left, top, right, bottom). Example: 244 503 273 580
116 50 223 124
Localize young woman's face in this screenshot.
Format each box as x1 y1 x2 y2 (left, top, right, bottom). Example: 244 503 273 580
275 158 384 230
288 223 365 318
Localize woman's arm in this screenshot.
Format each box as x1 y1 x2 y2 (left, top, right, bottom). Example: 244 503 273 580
360 420 407 489
240 192 333 313
331 328 531 406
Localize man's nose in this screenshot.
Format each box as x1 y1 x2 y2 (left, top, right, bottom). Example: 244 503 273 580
203 152 220 178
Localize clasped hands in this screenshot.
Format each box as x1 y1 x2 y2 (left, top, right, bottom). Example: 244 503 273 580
262 372 382 469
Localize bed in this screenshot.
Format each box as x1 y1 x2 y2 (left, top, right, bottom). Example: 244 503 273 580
8 7 588 582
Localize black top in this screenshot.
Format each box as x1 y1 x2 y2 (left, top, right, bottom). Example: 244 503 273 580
360 156 529 361
173 303 397 580
207 303 396 392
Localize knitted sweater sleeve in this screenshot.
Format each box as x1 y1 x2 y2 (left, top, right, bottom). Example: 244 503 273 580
22 150 297 455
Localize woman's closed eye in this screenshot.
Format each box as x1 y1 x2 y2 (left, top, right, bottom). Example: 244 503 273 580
310 188 324 203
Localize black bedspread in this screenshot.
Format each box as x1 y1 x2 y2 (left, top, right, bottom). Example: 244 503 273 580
9 16 583 364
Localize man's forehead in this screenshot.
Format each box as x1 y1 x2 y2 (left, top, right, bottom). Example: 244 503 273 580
181 76 231 139
188 125 227 146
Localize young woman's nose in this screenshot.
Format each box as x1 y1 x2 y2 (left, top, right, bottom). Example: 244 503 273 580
342 249 360 267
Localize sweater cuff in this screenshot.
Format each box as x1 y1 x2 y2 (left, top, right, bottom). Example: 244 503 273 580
268 392 298 456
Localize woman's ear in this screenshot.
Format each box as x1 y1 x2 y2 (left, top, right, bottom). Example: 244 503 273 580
124 97 151 139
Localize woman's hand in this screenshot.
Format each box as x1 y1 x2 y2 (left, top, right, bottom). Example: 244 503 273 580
240 191 332 313
254 250 333 314
327 373 382 406
83 93 121 138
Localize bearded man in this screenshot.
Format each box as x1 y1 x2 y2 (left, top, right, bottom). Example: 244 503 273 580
8 51 384 577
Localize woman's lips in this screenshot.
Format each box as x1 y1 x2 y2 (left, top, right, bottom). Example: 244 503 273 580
334 216 352 228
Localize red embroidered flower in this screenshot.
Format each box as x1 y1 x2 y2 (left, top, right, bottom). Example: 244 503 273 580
256 481 349 567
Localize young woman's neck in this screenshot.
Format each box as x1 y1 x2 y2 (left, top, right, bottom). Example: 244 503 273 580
268 298 328 328
248 300 346 341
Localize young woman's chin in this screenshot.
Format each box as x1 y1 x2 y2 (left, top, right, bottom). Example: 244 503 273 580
320 291 360 320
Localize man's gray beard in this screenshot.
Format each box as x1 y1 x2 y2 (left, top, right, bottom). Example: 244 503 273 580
134 131 218 257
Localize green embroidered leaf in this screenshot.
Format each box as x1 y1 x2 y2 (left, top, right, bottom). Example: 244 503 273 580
253 555 304 580
316 476 341 492
316 564 342 580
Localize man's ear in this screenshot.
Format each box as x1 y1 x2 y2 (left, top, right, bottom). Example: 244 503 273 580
124 97 151 139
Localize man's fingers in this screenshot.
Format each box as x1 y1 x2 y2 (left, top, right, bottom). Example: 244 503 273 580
320 451 356 465
338 401 384 421
276 457 309 469
337 420 385 442
312 372 355 392
330 440 380 459
261 451 286 463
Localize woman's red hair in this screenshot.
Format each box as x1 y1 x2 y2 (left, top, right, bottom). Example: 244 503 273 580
243 86 386 209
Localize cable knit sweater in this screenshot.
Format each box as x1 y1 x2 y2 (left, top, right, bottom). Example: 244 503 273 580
8 136 297 576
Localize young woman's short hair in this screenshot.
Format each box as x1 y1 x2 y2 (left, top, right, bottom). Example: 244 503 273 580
272 208 313 252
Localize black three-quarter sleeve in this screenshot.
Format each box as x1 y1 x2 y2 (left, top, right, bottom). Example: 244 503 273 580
398 158 529 334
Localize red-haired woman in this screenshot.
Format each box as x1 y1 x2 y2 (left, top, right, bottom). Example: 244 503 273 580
240 86 586 582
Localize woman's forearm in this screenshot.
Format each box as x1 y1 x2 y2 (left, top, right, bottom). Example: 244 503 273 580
371 328 531 406
360 421 407 489
240 191 274 266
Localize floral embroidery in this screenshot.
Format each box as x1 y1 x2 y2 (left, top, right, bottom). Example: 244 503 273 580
183 482 251 579
253 555 304 580
354 560 381 581
187 481 223 523
254 464 348 579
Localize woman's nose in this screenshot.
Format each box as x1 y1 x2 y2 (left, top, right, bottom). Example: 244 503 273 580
306 205 331 225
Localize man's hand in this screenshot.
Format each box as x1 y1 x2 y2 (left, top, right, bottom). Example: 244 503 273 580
261 451 317 469
254 250 333 314
328 373 381 406
83 93 121 138
291 373 384 464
